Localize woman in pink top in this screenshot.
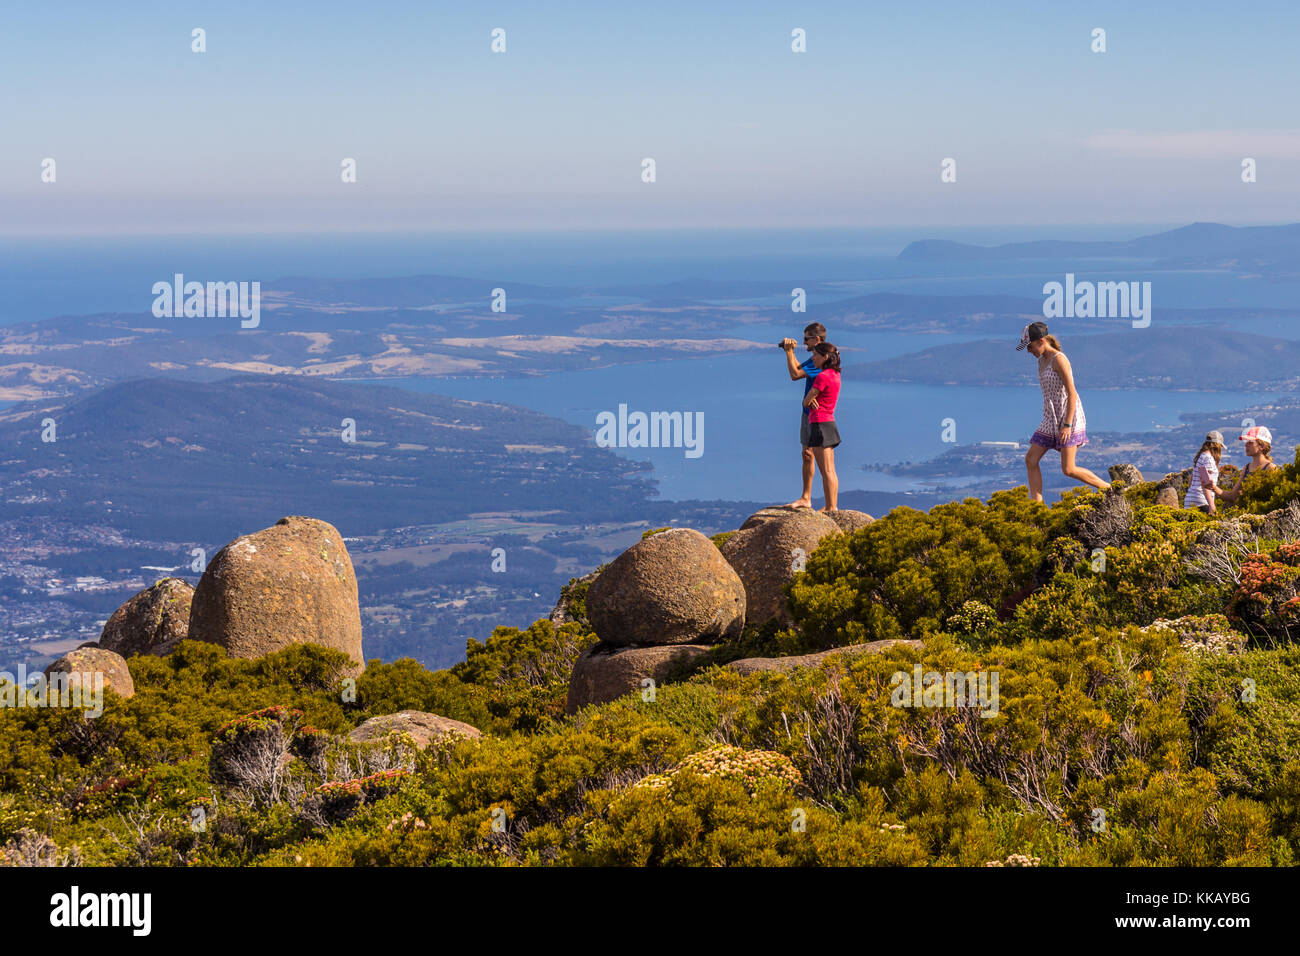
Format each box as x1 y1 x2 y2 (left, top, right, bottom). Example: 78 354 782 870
803 342 841 511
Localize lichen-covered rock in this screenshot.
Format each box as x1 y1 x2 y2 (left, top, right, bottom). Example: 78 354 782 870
586 528 744 646
348 710 481 748
719 507 842 627
189 516 364 673
99 577 194 657
565 643 712 714
43 648 135 699
549 569 599 628
1109 463 1145 486
824 509 875 534
726 639 921 676
1155 470 1190 509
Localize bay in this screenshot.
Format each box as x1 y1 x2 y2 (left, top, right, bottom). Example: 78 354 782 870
350 348 1274 502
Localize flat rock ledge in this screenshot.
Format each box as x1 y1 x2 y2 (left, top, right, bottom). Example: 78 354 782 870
726 639 922 676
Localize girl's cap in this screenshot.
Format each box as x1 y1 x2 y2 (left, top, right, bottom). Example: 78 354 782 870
1240 426 1273 444
1205 431 1225 445
1016 321 1049 351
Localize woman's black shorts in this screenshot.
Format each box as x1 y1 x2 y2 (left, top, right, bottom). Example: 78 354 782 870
806 420 840 449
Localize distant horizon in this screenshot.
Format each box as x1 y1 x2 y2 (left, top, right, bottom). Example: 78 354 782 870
8 218 1300 327
0 218 1290 244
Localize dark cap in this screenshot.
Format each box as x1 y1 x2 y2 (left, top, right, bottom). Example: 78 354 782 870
1016 321 1049 351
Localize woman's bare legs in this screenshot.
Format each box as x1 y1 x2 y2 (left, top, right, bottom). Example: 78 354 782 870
1025 443 1047 502
812 445 838 511
1061 445 1110 491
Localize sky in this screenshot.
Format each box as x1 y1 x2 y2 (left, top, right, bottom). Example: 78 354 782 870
2 0 1298 234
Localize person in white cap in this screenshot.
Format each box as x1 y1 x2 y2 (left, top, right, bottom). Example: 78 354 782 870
1183 431 1227 514
1219 426 1281 504
1016 321 1110 501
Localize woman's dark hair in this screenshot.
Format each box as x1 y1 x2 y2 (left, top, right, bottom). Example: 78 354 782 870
813 342 840 372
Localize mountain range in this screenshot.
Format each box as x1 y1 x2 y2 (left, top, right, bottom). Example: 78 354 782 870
899 221 1300 275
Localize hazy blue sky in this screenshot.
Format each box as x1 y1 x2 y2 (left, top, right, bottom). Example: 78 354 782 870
3 0 1298 234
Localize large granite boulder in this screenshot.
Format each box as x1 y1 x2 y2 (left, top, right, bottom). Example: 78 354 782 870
43 648 135 699
566 643 713 713
348 710 481 748
586 529 744 646
189 516 364 673
726 639 921 676
99 577 194 657
719 507 843 627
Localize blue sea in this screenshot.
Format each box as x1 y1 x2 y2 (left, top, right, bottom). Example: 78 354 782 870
368 358 1274 501
4 227 1298 501
9 225 1300 325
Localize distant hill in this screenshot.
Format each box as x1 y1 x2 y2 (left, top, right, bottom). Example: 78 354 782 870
271 274 576 306
851 327 1300 391
898 222 1300 268
0 375 656 541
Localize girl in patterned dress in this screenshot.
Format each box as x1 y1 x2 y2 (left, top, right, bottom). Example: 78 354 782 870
1017 321 1110 502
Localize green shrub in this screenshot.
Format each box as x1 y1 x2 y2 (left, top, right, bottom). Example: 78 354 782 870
787 491 1067 649
1235 447 1300 513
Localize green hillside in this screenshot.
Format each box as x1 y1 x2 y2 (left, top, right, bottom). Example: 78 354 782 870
6 456 1300 867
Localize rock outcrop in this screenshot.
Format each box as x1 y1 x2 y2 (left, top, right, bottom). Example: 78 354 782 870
348 710 481 748
586 528 744 646
549 569 599 627
1109 463 1145 486
726 639 921 676
564 506 881 713
99 577 194 658
188 516 365 673
824 509 875 534
1154 470 1189 508
43 648 135 699
566 643 713 713
719 507 845 627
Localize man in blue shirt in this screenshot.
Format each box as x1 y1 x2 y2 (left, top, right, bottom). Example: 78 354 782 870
779 322 826 508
